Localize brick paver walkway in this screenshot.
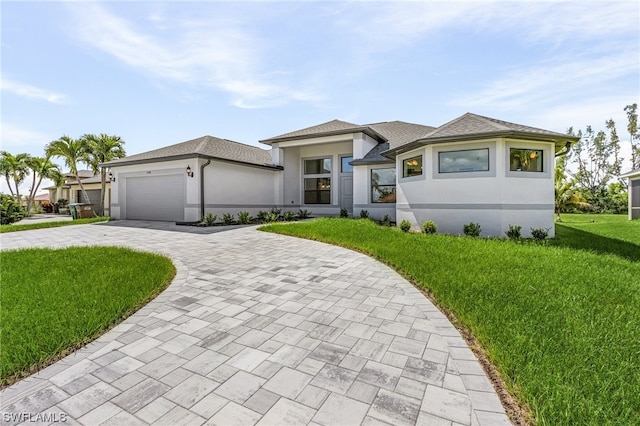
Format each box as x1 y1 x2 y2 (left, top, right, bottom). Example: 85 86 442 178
0 221 509 425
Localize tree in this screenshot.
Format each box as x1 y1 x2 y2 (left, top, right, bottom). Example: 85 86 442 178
624 103 639 170
569 120 624 211
82 134 125 216
554 154 590 221
24 156 63 215
0 151 30 203
45 135 94 214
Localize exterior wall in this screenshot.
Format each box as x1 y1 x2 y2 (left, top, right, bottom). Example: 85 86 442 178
629 176 640 220
353 164 396 221
202 159 278 217
395 138 556 237
279 139 353 216
110 158 196 221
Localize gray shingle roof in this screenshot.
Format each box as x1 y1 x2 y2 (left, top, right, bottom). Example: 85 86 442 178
383 113 579 156
368 121 436 150
104 136 278 169
260 119 388 144
350 142 393 165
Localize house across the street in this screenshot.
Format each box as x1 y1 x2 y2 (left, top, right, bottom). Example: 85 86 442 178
104 113 579 237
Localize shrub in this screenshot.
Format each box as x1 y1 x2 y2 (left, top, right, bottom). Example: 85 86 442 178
463 222 482 237
399 219 411 232
264 212 279 223
297 209 311 219
203 213 217 226
422 220 437 234
530 227 550 241
381 214 391 227
283 211 296 221
340 208 349 218
0 195 25 225
222 213 234 225
506 224 522 240
359 209 369 219
270 207 282 219
237 211 252 224
257 210 268 222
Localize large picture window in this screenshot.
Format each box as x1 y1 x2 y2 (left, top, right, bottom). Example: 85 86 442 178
510 148 543 172
371 168 396 203
303 158 331 204
403 156 423 178
438 148 489 173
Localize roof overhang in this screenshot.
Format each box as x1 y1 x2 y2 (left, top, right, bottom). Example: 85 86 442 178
620 169 640 179
260 127 387 146
102 153 283 171
383 131 580 157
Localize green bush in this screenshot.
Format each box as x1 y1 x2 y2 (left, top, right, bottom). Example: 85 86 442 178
463 222 482 237
399 219 411 232
340 208 349 218
264 212 279 223
283 211 296 221
237 211 252 224
0 195 25 225
270 207 282 219
297 209 311 219
506 224 522 240
422 220 437 234
359 209 369 219
381 214 391 227
203 213 217 226
222 213 234 225
531 227 550 241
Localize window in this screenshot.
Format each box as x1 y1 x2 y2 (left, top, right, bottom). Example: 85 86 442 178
341 156 353 173
438 148 489 173
510 148 543 172
403 156 423 178
303 158 331 204
371 168 396 203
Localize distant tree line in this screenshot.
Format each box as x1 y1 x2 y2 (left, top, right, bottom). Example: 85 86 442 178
0 134 125 221
555 103 638 219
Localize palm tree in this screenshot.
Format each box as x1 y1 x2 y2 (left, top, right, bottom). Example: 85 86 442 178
0 151 30 202
45 136 94 214
555 179 591 221
83 134 126 216
25 156 63 214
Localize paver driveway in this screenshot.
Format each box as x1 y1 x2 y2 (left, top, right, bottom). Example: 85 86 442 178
0 221 509 425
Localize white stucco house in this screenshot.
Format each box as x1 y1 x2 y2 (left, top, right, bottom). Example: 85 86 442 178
620 169 640 220
104 113 578 237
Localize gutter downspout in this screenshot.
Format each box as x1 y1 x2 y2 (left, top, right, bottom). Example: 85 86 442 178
200 159 212 219
555 141 573 157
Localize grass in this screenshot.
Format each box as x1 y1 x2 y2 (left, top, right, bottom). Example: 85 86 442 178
0 217 110 233
260 217 640 425
0 247 175 386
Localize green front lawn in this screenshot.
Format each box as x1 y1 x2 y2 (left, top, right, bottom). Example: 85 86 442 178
0 217 110 233
260 217 640 426
0 247 175 386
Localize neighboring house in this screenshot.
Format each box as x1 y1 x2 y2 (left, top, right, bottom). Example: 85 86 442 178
620 169 640 220
104 113 578 237
45 170 112 215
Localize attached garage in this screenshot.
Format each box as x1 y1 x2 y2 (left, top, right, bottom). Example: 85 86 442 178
77 189 101 206
125 174 185 221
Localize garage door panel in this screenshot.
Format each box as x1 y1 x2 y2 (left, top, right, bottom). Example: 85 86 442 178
126 175 184 221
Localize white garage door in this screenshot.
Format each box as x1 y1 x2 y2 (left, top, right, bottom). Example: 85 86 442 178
125 174 185 221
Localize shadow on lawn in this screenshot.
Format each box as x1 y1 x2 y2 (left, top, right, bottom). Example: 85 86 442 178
552 224 640 262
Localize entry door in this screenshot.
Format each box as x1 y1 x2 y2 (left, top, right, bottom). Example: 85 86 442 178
340 176 353 213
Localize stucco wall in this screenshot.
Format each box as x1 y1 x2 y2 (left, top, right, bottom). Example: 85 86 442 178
353 164 396 221
396 138 556 237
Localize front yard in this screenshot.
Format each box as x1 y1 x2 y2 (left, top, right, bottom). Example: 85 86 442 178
261 215 640 425
0 247 175 386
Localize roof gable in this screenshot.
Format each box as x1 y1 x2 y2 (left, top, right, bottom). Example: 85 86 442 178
368 121 436 150
260 119 367 144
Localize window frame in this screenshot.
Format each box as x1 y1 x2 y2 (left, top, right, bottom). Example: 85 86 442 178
402 155 423 178
302 157 332 205
340 156 354 174
509 148 544 173
371 167 396 203
438 148 490 174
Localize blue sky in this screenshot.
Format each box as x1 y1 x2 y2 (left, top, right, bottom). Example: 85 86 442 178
1 1 639 194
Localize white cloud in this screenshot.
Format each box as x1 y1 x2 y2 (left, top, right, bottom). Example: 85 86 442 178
68 3 322 109
0 123 52 152
1 77 68 104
